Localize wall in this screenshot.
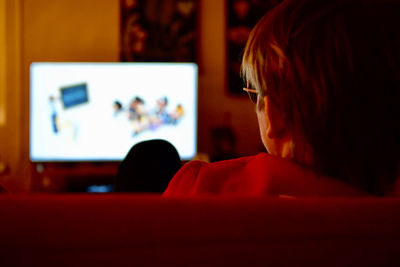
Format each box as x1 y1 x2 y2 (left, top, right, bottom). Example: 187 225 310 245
198 0 261 158
0 0 263 191
0 0 25 191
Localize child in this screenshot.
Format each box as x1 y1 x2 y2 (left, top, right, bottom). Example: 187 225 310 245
164 0 400 196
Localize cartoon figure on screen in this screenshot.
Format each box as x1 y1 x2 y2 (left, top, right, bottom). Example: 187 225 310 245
149 97 173 127
128 96 145 120
128 96 150 135
170 104 185 124
49 95 59 133
113 100 124 117
155 97 172 124
47 94 78 142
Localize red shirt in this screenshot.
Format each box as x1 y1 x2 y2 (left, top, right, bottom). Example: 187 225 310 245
163 153 365 197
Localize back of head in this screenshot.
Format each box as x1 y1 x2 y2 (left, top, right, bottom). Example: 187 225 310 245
115 139 182 193
242 0 400 194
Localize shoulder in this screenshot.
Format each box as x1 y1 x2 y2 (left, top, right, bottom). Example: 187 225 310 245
163 153 275 196
163 153 365 197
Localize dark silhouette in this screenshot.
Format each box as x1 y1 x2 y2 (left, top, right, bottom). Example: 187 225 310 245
115 139 182 193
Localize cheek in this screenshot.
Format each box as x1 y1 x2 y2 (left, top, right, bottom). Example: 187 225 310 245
256 109 268 150
256 108 276 154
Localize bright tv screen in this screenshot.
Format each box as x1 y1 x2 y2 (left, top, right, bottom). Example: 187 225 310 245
30 62 197 162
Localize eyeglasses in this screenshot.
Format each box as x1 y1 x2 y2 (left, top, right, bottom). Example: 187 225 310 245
243 87 258 104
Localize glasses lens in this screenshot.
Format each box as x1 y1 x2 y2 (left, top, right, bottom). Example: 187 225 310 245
247 91 258 104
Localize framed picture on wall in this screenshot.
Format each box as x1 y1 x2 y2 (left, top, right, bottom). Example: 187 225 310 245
120 0 198 62
227 0 282 95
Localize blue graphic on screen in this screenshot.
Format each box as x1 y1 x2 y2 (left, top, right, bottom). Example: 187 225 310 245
61 83 89 109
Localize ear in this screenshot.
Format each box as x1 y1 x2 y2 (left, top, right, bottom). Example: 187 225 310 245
263 96 286 138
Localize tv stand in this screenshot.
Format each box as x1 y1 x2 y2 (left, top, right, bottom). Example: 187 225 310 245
31 162 119 192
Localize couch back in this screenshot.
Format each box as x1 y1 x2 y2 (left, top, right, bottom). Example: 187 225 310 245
0 194 399 266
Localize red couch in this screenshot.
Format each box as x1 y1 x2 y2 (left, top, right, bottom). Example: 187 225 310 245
1 194 399 266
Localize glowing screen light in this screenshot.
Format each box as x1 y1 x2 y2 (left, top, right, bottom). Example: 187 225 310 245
30 62 197 161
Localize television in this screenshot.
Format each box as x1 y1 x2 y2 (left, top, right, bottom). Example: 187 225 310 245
29 62 198 162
